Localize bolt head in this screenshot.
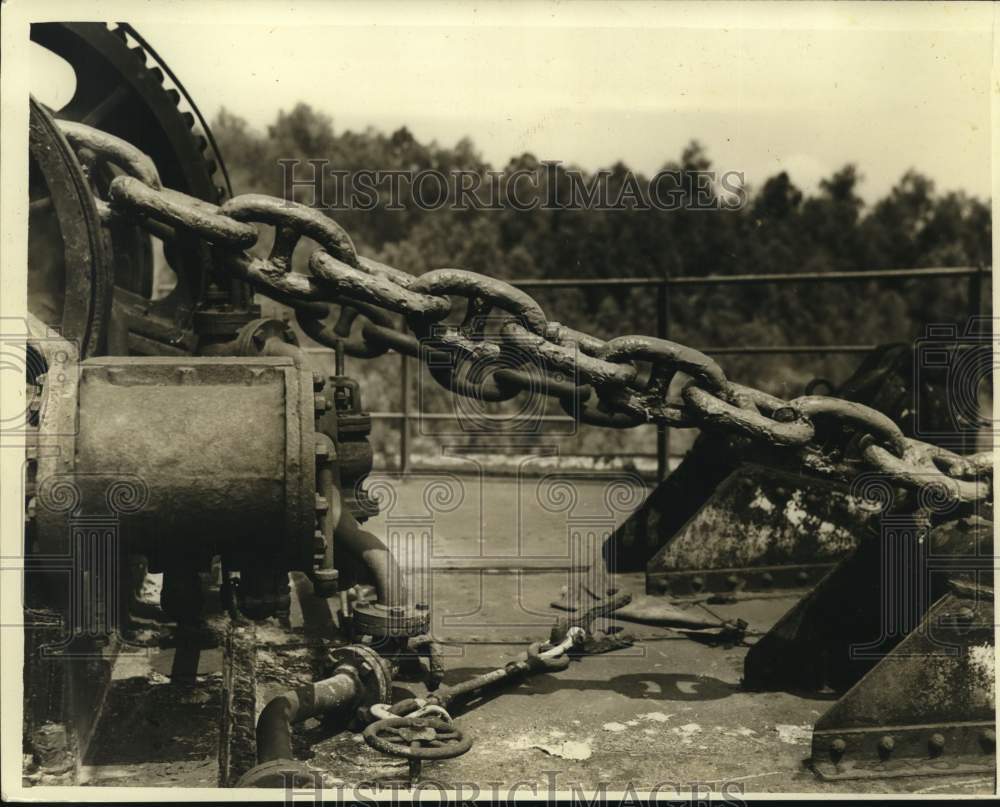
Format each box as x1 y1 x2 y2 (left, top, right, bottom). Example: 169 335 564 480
761 572 774 585
981 729 996 750
928 733 945 753
690 576 704 592
796 570 809 583
830 738 846 755
725 574 741 589
878 735 895 755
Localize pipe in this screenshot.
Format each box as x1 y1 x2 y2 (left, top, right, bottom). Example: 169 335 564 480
317 460 337 573
334 508 408 608
255 671 363 764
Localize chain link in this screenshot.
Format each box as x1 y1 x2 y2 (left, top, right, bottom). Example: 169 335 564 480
56 118 994 506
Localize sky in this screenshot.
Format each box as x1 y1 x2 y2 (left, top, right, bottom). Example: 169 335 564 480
28 1 997 205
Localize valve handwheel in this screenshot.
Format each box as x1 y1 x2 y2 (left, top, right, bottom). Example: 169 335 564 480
363 717 471 783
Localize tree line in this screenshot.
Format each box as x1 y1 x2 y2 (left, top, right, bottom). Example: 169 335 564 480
212 103 991 466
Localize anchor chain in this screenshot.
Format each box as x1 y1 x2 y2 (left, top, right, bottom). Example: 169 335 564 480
57 117 994 507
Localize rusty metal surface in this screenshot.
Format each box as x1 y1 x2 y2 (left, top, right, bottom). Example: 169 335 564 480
645 463 870 597
810 588 995 780
31 22 239 342
34 356 317 574
51 478 992 795
28 98 113 358
56 117 994 510
218 623 257 787
607 433 738 571
743 515 994 695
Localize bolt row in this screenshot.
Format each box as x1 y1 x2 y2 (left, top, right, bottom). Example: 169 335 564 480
828 728 996 760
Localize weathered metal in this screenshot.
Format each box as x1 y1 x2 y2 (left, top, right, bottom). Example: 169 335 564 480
31 22 239 343
612 596 748 635
363 717 472 782
58 120 162 189
221 194 358 268
316 369 379 522
809 584 995 780
743 515 994 694
606 432 740 571
335 518 421 633
34 356 318 580
236 644 392 788
22 608 116 784
108 177 257 248
22 30 997 794
644 463 870 597
53 116 997 511
218 623 257 787
28 98 113 358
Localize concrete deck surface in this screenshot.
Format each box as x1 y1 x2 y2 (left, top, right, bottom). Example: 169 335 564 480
79 475 995 796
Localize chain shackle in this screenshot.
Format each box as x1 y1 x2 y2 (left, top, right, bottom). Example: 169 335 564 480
524 641 572 673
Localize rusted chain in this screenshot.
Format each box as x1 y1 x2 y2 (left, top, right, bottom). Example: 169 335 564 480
58 118 994 506
109 177 257 249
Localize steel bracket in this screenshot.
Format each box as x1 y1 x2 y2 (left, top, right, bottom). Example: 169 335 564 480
809 586 995 781
644 463 872 597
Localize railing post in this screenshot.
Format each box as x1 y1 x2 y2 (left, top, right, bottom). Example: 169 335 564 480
963 264 986 456
968 263 984 320
399 353 410 474
656 279 670 481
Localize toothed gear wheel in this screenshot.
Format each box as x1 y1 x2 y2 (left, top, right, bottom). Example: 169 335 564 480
30 22 233 312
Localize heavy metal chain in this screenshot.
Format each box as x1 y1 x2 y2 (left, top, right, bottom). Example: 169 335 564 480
58 120 994 507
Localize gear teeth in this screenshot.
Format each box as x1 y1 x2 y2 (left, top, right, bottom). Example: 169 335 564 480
149 66 164 84
181 111 195 128
129 46 147 66
167 89 181 106
205 158 218 176
112 25 127 40
195 135 208 153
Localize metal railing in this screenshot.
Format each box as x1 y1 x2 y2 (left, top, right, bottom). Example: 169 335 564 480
361 265 989 480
